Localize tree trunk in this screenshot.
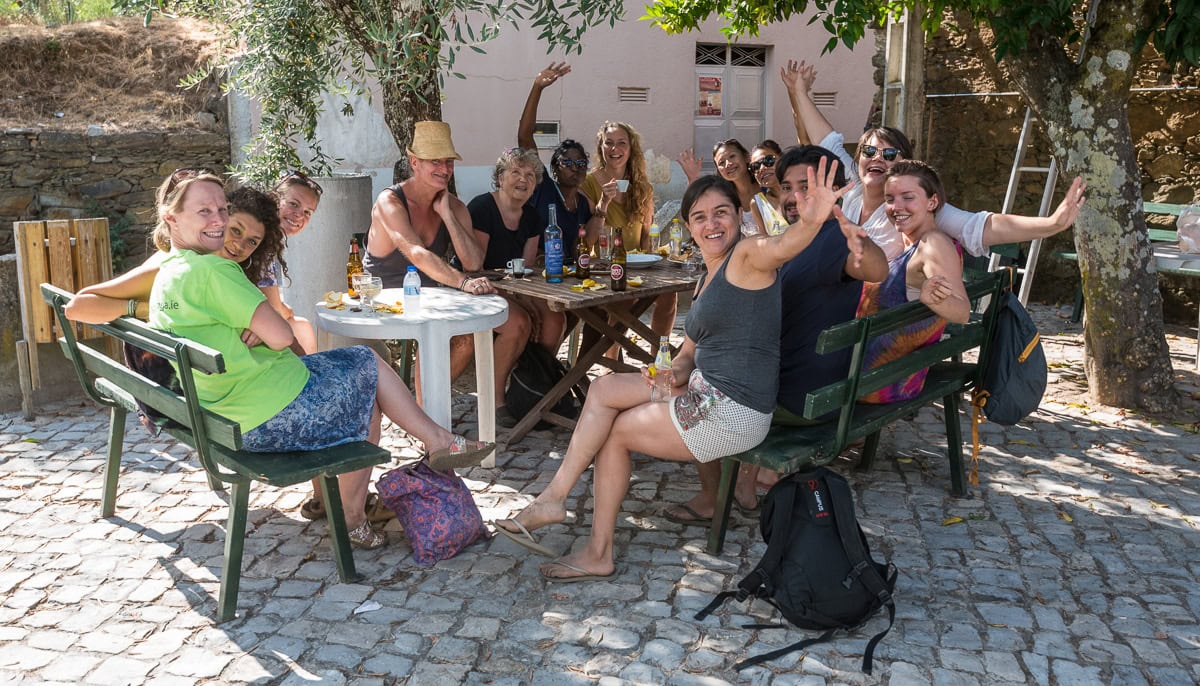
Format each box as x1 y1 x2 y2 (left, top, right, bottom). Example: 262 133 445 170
963 4 1178 412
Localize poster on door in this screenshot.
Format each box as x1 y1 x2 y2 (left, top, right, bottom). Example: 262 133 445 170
698 76 722 116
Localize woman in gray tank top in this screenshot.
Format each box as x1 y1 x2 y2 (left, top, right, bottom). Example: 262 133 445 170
495 162 857 581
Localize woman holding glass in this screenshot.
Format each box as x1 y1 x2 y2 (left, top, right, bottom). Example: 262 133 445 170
496 162 854 580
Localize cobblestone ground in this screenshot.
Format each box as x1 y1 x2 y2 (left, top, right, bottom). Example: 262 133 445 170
1 304 1198 685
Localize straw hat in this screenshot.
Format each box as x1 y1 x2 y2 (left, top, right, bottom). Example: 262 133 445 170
407 121 462 161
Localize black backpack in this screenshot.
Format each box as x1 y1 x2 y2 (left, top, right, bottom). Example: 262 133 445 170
695 467 897 674
505 344 584 429
970 289 1047 483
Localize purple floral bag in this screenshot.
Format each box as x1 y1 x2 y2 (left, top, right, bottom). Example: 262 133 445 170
376 460 488 566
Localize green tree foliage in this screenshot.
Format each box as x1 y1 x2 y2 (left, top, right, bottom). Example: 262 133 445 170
645 0 1199 69
646 0 1200 412
123 0 623 183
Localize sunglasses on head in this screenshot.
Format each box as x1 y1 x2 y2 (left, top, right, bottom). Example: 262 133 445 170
860 145 900 162
558 159 589 169
277 169 324 197
712 138 744 156
163 167 217 198
749 156 777 173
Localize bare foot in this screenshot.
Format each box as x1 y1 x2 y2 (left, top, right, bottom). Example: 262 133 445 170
496 498 566 535
539 551 615 582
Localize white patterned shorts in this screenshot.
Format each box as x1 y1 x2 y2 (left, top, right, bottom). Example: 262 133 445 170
669 369 772 463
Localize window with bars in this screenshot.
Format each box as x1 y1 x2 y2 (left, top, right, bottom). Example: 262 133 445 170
695 43 766 66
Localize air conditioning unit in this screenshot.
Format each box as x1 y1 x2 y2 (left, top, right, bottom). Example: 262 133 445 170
533 121 560 149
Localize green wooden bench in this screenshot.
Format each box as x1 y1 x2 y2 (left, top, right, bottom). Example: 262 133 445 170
706 270 1009 554
41 284 392 622
1059 202 1199 366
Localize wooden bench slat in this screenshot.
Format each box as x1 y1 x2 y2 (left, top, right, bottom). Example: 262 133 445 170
76 343 242 449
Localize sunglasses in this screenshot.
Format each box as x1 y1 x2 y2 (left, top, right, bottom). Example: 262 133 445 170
162 167 218 200
276 169 324 197
749 156 777 173
860 145 900 162
558 159 589 169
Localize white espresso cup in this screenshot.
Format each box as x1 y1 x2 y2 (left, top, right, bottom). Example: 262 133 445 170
506 257 526 278
615 179 630 193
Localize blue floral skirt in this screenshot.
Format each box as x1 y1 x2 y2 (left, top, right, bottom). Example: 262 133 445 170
242 346 378 452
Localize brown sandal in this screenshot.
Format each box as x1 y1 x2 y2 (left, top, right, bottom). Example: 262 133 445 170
301 493 394 523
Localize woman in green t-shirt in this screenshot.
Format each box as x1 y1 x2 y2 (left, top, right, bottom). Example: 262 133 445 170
145 173 493 549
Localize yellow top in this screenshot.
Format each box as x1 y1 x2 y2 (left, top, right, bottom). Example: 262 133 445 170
582 174 650 250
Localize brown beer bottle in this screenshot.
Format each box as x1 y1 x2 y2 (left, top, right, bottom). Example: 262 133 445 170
575 230 591 279
610 229 627 292
346 237 364 296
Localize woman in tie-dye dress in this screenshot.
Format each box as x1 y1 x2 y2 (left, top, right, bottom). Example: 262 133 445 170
858 161 971 403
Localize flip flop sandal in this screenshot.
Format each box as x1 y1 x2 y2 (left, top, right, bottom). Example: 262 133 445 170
493 519 557 557
300 498 325 521
734 498 760 517
539 559 618 583
662 503 713 528
429 436 495 472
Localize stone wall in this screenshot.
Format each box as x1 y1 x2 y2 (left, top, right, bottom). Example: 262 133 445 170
1 128 229 268
918 20 1199 323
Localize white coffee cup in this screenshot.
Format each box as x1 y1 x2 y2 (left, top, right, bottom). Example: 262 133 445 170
506 257 526 278
615 179 630 193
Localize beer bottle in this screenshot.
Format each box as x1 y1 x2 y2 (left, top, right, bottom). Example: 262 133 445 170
575 230 591 279
610 229 627 292
346 237 364 296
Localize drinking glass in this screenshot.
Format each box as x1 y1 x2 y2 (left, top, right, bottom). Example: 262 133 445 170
352 273 371 303
357 276 383 317
683 254 701 275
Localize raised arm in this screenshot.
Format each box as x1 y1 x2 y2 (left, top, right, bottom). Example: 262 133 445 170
783 60 833 146
518 62 571 151
678 149 703 184
741 157 852 273
64 251 166 324
982 176 1087 247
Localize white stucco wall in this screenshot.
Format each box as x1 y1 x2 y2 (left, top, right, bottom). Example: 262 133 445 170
231 14 877 206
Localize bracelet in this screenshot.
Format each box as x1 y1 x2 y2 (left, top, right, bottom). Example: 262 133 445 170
459 277 470 292
126 299 139 318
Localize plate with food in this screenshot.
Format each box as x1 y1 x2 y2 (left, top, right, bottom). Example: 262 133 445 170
626 253 663 269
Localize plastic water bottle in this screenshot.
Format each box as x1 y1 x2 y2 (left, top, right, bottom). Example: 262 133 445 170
402 265 421 314
648 222 661 252
650 336 674 402
1178 204 1200 253
669 218 683 258
545 204 564 283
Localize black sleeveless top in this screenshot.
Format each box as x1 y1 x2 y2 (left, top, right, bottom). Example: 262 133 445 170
363 183 452 288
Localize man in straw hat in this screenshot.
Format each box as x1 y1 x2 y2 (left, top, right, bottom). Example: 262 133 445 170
365 121 523 418
365 121 492 294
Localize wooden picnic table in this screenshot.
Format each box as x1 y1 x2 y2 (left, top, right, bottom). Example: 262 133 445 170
491 261 699 446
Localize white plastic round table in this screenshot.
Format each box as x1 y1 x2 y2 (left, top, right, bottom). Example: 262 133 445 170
316 287 508 467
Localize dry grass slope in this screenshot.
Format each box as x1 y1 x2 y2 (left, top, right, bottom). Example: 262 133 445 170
0 16 223 131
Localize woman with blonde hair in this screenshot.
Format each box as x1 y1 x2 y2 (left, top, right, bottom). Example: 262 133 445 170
581 120 676 339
